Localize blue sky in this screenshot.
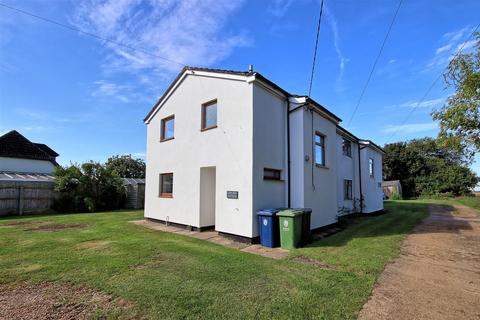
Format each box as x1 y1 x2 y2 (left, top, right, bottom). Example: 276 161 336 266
1 0 479 182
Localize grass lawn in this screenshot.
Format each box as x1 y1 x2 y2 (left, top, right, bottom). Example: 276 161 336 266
453 196 480 212
414 196 480 215
0 201 428 319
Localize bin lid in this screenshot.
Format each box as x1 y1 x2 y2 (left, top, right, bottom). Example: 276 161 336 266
256 208 283 216
277 209 303 217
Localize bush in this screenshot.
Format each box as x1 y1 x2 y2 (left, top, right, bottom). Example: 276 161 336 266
53 162 126 213
384 138 478 197
390 193 402 200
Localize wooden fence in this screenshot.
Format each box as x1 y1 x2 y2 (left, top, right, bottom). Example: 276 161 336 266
0 180 56 216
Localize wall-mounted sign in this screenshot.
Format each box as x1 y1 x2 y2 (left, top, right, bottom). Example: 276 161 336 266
227 191 238 199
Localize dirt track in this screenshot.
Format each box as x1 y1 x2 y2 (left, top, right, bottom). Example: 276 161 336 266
359 204 480 320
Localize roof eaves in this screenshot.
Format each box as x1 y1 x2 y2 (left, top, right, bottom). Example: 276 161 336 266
336 125 360 142
306 97 342 123
143 66 188 123
360 139 385 154
144 66 255 123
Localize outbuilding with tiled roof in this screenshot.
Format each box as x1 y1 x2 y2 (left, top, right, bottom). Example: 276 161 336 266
0 130 59 174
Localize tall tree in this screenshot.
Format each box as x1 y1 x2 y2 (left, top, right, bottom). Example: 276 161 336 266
105 155 146 178
383 138 478 197
432 32 480 159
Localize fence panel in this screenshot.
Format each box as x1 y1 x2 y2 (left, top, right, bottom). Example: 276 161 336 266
0 181 56 216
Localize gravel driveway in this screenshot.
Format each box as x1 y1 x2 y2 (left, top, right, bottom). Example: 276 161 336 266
359 204 480 320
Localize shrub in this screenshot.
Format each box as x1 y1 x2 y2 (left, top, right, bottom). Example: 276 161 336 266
390 192 402 200
53 162 126 213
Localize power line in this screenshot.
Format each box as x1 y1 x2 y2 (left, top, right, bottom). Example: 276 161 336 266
346 0 403 126
308 0 324 97
0 2 186 67
385 23 480 144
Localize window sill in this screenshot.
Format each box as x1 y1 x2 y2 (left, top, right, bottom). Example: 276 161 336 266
315 164 329 169
159 194 173 198
264 177 284 182
201 125 217 132
160 137 174 143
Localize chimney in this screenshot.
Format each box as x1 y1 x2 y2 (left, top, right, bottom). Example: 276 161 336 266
248 64 253 72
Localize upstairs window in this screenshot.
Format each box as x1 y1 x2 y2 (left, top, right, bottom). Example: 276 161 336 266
314 132 326 166
201 99 217 131
369 158 374 177
161 115 175 141
264 168 281 181
344 179 353 200
342 138 352 157
159 173 173 197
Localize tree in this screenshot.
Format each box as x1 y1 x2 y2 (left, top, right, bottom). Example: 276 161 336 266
432 32 480 158
383 138 478 197
105 155 146 178
53 162 125 212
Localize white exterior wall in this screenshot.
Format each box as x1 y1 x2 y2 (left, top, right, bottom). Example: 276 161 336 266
289 108 305 208
335 136 361 213
252 83 287 236
302 109 339 229
289 108 338 230
144 70 385 239
360 146 384 213
144 74 255 238
0 157 55 174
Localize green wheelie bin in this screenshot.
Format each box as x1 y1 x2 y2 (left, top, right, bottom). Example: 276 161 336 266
277 209 303 249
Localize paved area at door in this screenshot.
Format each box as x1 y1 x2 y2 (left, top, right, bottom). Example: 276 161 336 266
131 220 289 259
359 204 480 320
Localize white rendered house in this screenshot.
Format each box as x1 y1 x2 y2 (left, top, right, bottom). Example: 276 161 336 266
0 130 59 174
144 67 384 241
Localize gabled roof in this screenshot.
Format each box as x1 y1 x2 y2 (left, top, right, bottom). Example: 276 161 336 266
0 130 59 164
144 66 341 123
34 143 59 157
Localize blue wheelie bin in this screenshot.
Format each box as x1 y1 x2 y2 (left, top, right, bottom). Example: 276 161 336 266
256 208 282 247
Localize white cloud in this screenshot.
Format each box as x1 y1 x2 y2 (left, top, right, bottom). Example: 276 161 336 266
72 0 249 75
426 25 476 70
91 79 151 103
267 0 294 17
15 108 93 124
388 59 396 64
22 125 50 132
324 5 349 92
400 98 444 109
129 152 146 158
435 43 452 55
382 122 438 134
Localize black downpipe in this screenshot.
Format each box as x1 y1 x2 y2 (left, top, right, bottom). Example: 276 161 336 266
286 99 291 208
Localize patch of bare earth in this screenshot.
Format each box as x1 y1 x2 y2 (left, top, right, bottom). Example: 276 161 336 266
359 204 480 320
0 221 46 228
292 256 335 270
0 281 133 320
76 240 111 250
25 223 88 232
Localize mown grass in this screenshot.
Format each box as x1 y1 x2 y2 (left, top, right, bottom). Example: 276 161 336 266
415 196 480 215
0 201 428 319
454 196 480 212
